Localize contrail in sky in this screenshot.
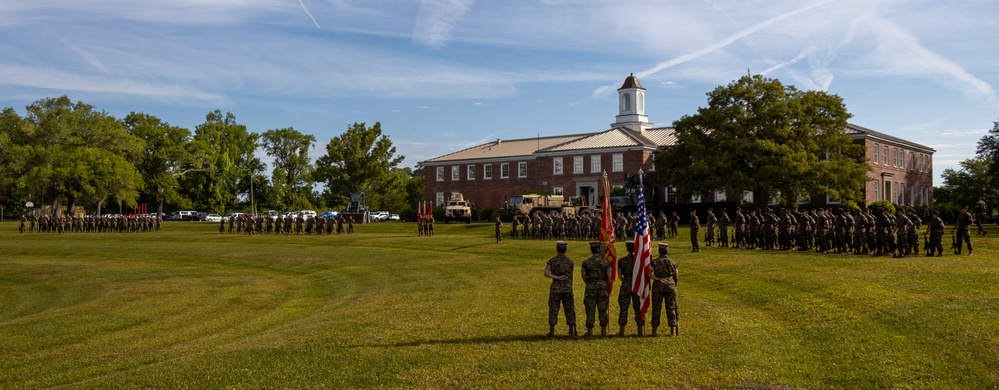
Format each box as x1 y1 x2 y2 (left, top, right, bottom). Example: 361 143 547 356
298 0 321 28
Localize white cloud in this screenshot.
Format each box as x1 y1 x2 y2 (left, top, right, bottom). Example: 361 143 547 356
411 0 474 48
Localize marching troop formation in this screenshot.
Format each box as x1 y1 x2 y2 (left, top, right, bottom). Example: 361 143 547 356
19 214 161 234
219 214 354 235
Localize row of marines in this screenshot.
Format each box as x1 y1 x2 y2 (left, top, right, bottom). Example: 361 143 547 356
20 214 161 234
510 211 679 242
545 240 679 338
220 214 354 235
685 206 974 256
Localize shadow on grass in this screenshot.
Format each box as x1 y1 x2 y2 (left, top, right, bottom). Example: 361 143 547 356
351 333 623 347
449 242 495 250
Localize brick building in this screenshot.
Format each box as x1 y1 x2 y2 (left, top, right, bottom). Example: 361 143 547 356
421 74 935 210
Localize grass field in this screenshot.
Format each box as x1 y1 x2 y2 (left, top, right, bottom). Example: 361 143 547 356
1 220 998 389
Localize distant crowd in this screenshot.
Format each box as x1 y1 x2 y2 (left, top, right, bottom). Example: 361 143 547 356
19 214 160 234
220 214 354 235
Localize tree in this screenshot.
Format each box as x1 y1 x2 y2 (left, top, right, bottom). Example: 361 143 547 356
975 118 999 188
123 112 197 216
655 75 868 207
181 110 259 214
261 127 316 211
13 96 143 215
314 122 404 209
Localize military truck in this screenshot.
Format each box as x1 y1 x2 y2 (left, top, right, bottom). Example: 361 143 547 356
506 194 588 218
444 192 473 224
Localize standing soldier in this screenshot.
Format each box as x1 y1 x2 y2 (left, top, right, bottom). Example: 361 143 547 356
927 210 946 256
974 196 989 235
718 208 730 247
656 211 667 241
894 210 912 257
511 215 520 239
617 242 643 335
19 214 26 233
218 216 225 233
953 205 974 255
580 242 612 336
494 216 503 243
668 211 680 238
545 241 576 337
705 208 717 247
689 210 700 253
649 242 679 337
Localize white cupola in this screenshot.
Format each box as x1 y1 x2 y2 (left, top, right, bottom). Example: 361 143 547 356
612 73 651 132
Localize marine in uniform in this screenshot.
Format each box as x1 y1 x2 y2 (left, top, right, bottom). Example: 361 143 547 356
927 210 945 256
689 210 700 252
581 241 612 336
545 241 576 337
649 242 679 336
616 242 644 335
953 206 974 255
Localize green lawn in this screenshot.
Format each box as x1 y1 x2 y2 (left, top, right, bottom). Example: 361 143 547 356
1 220 997 389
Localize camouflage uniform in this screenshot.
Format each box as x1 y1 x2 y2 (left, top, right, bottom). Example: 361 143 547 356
545 242 576 330
581 242 611 334
927 212 945 256
954 208 974 254
649 243 679 336
616 242 643 333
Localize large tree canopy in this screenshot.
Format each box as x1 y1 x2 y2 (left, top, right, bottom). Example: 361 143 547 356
261 127 316 211
181 110 260 214
123 112 197 216
314 122 404 210
655 75 869 207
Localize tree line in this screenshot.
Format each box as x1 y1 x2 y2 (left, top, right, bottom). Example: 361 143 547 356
936 118 999 213
0 96 424 217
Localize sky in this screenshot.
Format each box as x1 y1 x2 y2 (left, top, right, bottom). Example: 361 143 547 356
2 0 998 186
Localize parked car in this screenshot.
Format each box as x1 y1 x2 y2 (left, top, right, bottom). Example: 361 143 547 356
204 214 223 222
320 210 340 219
370 211 390 222
168 210 197 221
388 213 400 221
224 212 247 222
191 211 209 221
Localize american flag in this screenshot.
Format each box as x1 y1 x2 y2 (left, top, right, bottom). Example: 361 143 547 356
631 173 652 321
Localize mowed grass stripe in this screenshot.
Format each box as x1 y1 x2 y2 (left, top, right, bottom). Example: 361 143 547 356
1 221 998 388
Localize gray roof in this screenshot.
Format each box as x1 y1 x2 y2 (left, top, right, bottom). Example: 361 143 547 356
845 123 936 153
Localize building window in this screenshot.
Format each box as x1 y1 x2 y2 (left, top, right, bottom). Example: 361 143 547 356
484 164 492 180
612 153 624 172
501 163 510 179
573 156 583 174
553 187 564 196
743 191 753 204
892 182 898 204
714 190 726 202
874 143 879 165
590 155 601 173
899 182 905 205
451 166 460 181
436 167 445 182
436 192 445 207
553 157 563 175
649 153 656 172
910 184 915 205
691 193 701 203
665 186 677 203
874 181 879 201
518 162 528 178
883 146 889 165
467 165 475 181
900 150 905 170
892 148 897 168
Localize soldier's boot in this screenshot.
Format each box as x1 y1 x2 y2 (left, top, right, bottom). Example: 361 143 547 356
546 325 555 338
600 326 607 336
618 325 625 336
671 325 679 336
651 326 658 337
637 325 644 336
568 326 577 337
583 327 593 337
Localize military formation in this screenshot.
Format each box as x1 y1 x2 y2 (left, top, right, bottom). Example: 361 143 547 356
545 240 679 338
510 210 680 241
675 205 978 257
219 214 354 236
417 214 435 236
18 214 161 234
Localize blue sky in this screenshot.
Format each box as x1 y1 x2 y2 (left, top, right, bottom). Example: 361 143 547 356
2 0 997 185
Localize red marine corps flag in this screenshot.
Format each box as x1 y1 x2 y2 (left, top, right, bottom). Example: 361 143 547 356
631 170 652 321
599 170 618 295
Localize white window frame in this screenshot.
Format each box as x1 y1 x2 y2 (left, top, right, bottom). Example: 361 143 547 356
518 161 528 178
612 153 624 172
436 167 445 182
553 157 563 175
742 191 754 204
553 187 564 196
573 156 583 174
436 192 445 207
466 165 475 181
714 190 726 202
665 186 677 203
883 146 889 165
649 153 656 172
590 155 601 173
483 164 492 180
500 163 510 179
900 150 905 170
873 143 879 165
451 166 460 181
691 193 701 203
